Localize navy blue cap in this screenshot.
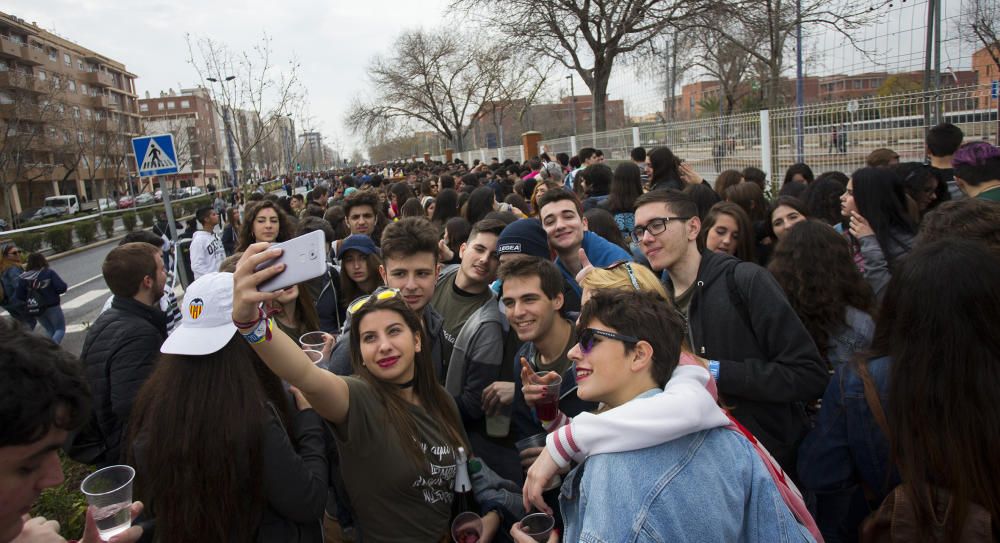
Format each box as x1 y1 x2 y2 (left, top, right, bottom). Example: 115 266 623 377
496 219 550 259
339 234 380 257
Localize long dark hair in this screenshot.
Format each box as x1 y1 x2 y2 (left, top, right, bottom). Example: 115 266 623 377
872 240 1000 540
802 177 846 226
25 253 48 271
699 202 756 262
851 167 916 265
127 335 293 542
605 162 644 213
648 147 682 187
340 251 383 309
724 182 768 222
769 221 874 359
464 186 496 225
347 295 467 468
430 189 460 225
237 201 292 251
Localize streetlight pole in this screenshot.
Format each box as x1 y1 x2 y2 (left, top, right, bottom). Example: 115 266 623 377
567 75 577 137
207 76 239 189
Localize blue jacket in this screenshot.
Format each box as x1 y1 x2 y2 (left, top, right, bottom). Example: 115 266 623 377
554 231 631 313
16 268 67 309
561 391 815 542
798 356 898 542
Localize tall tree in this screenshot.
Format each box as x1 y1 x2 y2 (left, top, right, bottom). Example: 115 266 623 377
960 0 1000 71
452 0 707 131
346 29 515 152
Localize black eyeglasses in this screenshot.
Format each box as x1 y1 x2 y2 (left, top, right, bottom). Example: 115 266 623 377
578 328 641 354
630 216 691 243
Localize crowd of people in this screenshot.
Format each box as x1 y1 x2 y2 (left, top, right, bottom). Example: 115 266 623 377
2 120 999 543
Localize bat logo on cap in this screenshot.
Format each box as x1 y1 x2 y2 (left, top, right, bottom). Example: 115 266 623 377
189 298 204 320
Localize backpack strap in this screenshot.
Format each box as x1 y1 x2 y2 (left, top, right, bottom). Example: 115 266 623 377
725 262 756 340
856 361 890 437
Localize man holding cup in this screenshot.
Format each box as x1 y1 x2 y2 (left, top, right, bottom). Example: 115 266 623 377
0 317 143 543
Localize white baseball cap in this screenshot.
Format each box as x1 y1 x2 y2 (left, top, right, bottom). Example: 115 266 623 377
160 272 238 356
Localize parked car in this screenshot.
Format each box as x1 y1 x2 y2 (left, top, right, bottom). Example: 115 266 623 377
154 189 163 202
98 198 118 211
135 192 155 206
183 186 204 197
118 195 135 209
29 206 67 222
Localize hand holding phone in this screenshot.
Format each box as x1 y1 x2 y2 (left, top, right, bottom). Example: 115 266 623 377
254 230 327 292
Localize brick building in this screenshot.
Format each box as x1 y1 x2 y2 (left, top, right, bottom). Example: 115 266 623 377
469 95 626 149
139 87 224 188
0 10 141 219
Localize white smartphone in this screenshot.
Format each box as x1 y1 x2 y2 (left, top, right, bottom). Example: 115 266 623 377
255 230 327 292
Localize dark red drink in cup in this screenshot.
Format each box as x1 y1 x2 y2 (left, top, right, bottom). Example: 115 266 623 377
530 371 562 421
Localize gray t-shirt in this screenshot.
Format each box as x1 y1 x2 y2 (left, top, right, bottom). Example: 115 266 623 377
332 377 461 542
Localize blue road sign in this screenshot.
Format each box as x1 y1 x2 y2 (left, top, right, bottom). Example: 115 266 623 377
132 134 179 177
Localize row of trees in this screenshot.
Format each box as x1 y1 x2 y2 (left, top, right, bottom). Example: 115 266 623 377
348 0 1000 155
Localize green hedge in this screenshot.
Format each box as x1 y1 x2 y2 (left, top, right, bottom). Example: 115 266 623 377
100 216 115 238
31 452 92 539
74 221 98 245
45 226 74 253
122 213 137 231
11 232 44 253
139 210 155 228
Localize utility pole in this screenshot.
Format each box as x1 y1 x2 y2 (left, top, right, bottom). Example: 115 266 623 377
567 75 577 137
795 0 805 163
207 76 239 189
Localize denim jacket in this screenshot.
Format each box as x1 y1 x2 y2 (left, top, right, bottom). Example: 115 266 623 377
560 389 815 543
825 306 875 371
797 356 899 542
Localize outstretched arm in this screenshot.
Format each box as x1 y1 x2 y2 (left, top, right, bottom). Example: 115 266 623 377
233 243 350 424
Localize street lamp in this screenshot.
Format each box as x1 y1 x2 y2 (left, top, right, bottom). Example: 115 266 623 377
566 75 577 137
207 76 239 188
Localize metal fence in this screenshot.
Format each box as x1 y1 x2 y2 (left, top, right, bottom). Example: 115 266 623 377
450 83 997 190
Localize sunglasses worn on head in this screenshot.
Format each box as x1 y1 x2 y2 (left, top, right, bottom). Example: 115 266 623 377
347 287 401 315
578 327 641 354
603 260 641 291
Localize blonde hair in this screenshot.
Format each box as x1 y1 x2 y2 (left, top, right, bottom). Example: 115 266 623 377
580 263 669 301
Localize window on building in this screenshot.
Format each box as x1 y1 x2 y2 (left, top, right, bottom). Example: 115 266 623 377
139 103 149 112
0 60 7 72
68 80 76 92
63 53 71 65
52 75 60 90
84 108 92 119
853 80 862 89
157 102 165 110
77 131 84 143
181 100 190 108
167 101 176 109
48 48 57 62
78 59 85 70
95 110 104 120
0 92 13 105
80 82 87 94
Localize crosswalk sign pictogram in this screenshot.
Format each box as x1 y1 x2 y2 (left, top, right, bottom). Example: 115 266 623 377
132 134 179 177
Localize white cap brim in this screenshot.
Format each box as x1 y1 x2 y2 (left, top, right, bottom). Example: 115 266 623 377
160 321 238 356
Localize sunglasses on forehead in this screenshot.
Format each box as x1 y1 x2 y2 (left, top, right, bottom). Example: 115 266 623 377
578 327 641 354
346 287 402 315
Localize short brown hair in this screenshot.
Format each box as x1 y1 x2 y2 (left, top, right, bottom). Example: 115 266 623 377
634 188 699 220
497 255 563 300
536 188 583 218
578 289 684 388
344 191 380 219
865 148 900 167
103 242 160 297
919 199 1000 257
380 217 439 263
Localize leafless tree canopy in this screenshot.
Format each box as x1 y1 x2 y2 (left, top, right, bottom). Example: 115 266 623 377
346 29 523 153
961 0 1000 69
452 0 709 131
187 33 302 182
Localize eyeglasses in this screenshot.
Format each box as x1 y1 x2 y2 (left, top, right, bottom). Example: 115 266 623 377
604 260 641 291
347 287 401 315
629 217 691 244
578 327 641 354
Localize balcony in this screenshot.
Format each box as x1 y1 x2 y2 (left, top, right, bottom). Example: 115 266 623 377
0 72 44 93
90 94 113 109
20 46 45 65
83 70 114 87
0 103 42 121
0 39 21 58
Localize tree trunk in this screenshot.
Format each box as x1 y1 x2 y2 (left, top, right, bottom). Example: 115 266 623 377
592 63 613 132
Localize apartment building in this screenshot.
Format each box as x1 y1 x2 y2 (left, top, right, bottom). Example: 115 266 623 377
0 10 141 219
139 87 225 188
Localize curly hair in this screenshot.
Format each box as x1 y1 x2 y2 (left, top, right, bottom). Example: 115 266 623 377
768 220 875 359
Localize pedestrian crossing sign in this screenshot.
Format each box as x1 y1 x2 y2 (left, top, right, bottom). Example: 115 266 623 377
132 134 179 177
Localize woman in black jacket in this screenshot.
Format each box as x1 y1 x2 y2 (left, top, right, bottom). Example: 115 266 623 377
127 272 328 543
16 253 67 343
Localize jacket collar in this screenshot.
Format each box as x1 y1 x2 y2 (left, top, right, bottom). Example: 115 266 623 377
111 295 168 337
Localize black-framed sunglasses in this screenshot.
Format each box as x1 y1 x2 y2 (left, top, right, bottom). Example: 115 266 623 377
578 327 641 354
630 216 692 244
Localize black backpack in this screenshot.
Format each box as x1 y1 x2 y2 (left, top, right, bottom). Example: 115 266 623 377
23 277 47 317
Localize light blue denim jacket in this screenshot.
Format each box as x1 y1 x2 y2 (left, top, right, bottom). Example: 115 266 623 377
560 389 815 543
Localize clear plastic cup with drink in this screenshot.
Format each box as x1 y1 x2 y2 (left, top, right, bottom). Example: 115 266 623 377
485 402 513 438
515 434 561 490
451 511 483 543
80 465 135 541
519 512 555 542
529 371 562 421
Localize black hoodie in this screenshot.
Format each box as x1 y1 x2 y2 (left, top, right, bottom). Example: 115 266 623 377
665 250 828 476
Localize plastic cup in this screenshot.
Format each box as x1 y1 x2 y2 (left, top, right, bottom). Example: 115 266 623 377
529 371 562 421
515 434 561 491
451 511 483 543
80 465 135 541
485 403 512 438
303 349 323 365
298 331 330 351
519 512 555 542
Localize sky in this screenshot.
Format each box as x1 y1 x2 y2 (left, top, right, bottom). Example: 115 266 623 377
10 0 455 155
